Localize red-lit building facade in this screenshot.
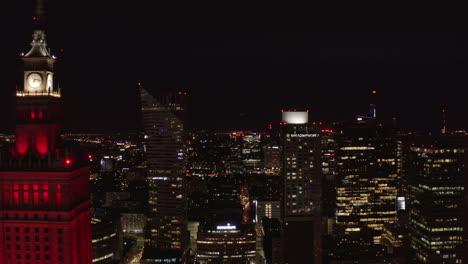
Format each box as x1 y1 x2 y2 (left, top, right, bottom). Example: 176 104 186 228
0 3 92 264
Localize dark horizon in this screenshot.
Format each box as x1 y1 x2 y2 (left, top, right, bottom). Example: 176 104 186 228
0 0 466 133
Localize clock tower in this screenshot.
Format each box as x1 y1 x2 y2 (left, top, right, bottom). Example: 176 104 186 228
14 2 61 158
0 1 92 264
21 29 57 95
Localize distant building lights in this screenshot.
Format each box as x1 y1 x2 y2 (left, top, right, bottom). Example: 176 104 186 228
217 223 236 230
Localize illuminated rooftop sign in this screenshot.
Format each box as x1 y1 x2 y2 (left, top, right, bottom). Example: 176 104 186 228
217 223 236 230
282 111 308 124
290 134 319 138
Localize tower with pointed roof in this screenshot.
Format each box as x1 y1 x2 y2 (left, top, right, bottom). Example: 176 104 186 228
0 1 92 263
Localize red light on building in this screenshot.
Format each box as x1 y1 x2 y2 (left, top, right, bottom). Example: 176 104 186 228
88 154 93 159
1 6 95 261
372 90 377 94
36 131 49 155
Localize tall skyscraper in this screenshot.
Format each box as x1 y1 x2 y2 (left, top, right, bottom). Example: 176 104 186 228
280 110 322 264
139 86 188 262
332 118 398 261
406 135 467 263
0 2 92 263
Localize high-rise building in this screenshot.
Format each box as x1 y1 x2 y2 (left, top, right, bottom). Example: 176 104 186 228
280 110 322 264
195 209 256 264
332 118 398 261
264 146 282 175
139 86 188 262
320 128 337 237
0 2 92 263
91 209 123 264
406 135 467 263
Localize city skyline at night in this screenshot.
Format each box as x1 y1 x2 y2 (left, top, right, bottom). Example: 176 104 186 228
1 1 468 264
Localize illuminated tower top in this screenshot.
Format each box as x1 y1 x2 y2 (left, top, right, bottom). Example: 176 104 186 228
0 0 83 171
25 0 50 58
18 0 59 98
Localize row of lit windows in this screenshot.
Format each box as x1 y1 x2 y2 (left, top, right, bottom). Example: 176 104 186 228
2 184 63 208
410 147 464 154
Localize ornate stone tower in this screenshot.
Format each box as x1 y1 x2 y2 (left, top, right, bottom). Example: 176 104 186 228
0 1 92 263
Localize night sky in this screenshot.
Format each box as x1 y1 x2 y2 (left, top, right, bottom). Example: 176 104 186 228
0 0 466 133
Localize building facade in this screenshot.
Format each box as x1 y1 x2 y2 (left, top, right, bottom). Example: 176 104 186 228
255 200 281 221
333 119 398 260
195 219 256 263
92 211 122 264
406 135 467 263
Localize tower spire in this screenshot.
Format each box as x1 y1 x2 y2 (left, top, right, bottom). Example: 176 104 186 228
35 0 46 29
25 0 50 57
441 106 447 134
369 90 377 118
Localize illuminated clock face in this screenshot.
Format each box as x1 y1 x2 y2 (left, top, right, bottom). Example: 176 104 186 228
47 74 53 90
27 73 42 90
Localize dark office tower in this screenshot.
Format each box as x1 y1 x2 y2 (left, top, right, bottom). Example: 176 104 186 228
321 128 337 237
406 135 468 263
333 117 398 261
280 111 322 264
139 85 188 262
0 2 92 264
